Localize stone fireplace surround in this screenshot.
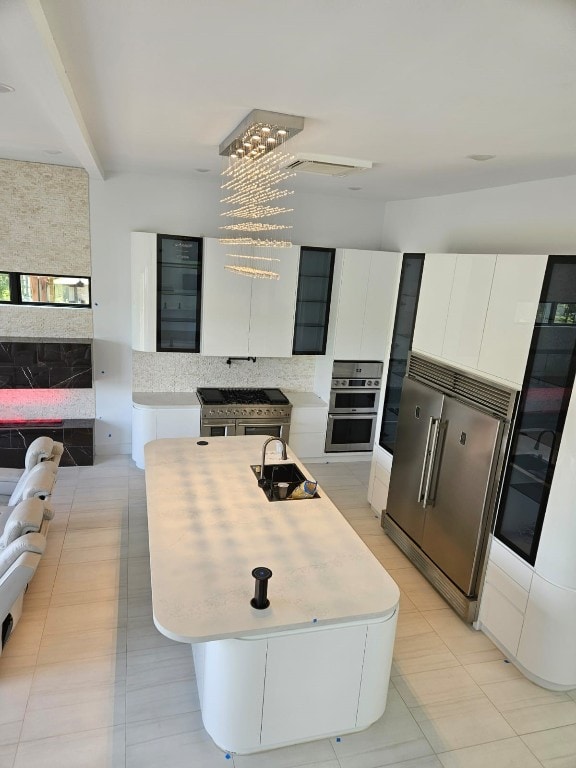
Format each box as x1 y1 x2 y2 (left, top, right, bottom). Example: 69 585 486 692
0 338 94 465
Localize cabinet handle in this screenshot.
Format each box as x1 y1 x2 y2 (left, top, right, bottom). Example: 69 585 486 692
418 417 435 503
422 418 441 508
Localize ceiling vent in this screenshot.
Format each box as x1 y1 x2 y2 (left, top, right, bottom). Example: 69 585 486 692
284 154 372 176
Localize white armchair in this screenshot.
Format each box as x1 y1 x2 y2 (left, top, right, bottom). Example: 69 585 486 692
0 436 64 500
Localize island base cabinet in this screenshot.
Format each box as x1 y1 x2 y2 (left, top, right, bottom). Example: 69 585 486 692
192 611 398 754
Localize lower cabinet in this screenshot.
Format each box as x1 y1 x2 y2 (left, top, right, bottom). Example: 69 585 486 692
288 405 328 459
193 612 397 754
367 445 391 517
132 403 200 468
478 536 576 689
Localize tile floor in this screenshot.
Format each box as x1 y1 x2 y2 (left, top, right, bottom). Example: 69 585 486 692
1 455 575 768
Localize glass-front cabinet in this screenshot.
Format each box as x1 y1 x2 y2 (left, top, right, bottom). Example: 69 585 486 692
157 235 203 351
379 254 425 453
495 256 576 564
292 247 335 355
131 232 203 353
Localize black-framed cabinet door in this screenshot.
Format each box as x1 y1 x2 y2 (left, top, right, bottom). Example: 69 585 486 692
494 256 576 564
156 235 203 352
292 246 335 355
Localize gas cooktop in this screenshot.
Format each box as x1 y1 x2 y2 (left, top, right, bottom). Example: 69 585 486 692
196 388 290 406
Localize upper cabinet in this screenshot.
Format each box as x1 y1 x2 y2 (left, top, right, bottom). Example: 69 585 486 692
333 250 401 360
412 253 547 387
442 253 496 369
412 253 457 358
131 232 203 352
292 247 335 355
201 238 300 357
477 254 548 384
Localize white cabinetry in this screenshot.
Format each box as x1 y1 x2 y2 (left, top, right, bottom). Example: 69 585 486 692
412 253 457 359
333 250 401 360
412 253 546 387
201 238 299 357
131 233 157 352
193 613 397 754
442 254 496 369
132 394 200 468
367 445 392 517
285 392 328 459
477 254 547 385
289 407 328 459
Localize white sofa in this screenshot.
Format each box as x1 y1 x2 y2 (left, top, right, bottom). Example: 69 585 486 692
0 498 53 652
0 436 64 501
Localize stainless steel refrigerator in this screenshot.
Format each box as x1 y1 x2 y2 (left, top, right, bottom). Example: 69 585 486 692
382 354 516 622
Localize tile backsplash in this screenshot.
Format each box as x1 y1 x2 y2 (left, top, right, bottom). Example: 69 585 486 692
132 352 317 392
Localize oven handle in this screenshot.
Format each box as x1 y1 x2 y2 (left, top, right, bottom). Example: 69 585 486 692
327 413 377 419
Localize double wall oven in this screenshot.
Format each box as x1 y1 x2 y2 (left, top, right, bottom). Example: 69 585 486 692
325 361 383 452
197 388 292 441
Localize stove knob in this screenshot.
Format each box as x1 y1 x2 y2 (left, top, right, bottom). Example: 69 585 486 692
257 409 262 415
209 409 214 416
367 380 373 386
374 380 380 387
243 409 248 416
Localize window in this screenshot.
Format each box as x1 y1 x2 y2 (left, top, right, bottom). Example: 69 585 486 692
0 272 90 307
0 273 11 302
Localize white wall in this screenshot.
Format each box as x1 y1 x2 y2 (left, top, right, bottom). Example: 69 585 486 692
89 172 386 455
381 174 576 254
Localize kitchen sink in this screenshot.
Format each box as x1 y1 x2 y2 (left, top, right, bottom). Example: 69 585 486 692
250 463 320 502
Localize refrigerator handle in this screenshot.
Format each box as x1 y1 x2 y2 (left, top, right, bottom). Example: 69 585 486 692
417 417 436 503
423 418 442 508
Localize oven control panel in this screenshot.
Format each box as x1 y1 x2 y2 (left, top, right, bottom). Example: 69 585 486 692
331 379 381 389
204 406 292 418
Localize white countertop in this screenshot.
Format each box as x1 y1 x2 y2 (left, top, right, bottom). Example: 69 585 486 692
285 391 328 408
144 435 399 643
133 392 200 408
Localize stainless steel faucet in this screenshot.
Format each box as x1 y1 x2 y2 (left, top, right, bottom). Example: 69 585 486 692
260 437 288 482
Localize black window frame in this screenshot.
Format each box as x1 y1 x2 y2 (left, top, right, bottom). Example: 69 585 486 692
0 271 91 308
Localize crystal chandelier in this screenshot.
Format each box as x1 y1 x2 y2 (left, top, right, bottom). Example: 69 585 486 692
219 110 304 280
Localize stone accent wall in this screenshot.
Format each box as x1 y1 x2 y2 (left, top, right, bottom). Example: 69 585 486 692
0 159 91 275
0 160 95 438
0 305 93 338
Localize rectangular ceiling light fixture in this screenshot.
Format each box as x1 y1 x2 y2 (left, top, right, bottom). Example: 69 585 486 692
219 109 305 280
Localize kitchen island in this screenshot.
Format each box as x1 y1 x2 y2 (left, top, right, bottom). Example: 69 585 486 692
144 435 399 754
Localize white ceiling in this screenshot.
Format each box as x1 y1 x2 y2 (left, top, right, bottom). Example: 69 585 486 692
1 0 576 201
